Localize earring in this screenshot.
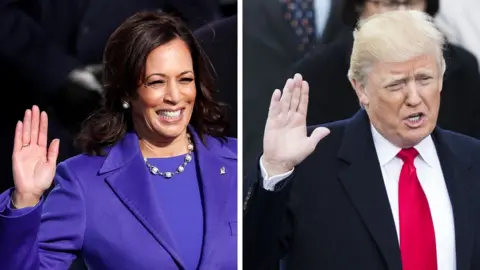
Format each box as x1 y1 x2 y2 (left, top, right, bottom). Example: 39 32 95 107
122 101 130 109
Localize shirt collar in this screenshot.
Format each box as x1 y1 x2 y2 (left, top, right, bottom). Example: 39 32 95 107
370 124 437 168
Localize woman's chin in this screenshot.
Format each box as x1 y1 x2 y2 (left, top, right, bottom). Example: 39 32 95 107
153 123 188 139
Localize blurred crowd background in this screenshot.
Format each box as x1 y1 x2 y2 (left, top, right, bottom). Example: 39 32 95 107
0 0 238 205
244 0 480 174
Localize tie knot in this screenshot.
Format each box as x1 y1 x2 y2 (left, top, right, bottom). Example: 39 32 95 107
397 148 418 164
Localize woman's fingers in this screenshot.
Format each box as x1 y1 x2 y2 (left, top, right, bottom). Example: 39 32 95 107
13 121 23 153
30 106 40 146
22 109 31 146
15 106 48 151
38 111 48 147
47 139 60 165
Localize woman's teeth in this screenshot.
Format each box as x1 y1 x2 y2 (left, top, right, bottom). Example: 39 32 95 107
159 110 181 118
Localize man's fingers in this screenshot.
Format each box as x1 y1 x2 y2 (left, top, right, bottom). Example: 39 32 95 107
38 111 48 147
30 106 40 146
280 78 294 114
47 139 60 165
293 73 303 87
22 110 31 146
290 75 302 113
298 81 310 116
307 127 331 151
268 89 282 119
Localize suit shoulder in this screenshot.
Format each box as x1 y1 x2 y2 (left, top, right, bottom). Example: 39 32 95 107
441 129 480 150
59 153 106 176
205 135 237 158
223 137 237 153
306 118 349 153
438 129 480 164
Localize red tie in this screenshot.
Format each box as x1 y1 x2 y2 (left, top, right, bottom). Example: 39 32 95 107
397 148 437 270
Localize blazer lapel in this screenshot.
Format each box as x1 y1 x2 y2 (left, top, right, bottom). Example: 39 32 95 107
99 133 186 269
337 110 402 270
433 129 474 270
190 131 237 269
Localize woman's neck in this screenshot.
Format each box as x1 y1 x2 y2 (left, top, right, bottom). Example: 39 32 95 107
138 132 190 158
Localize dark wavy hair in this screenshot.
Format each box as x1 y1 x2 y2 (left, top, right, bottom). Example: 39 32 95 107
75 11 228 155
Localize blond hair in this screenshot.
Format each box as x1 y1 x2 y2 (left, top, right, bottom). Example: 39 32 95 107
348 10 446 85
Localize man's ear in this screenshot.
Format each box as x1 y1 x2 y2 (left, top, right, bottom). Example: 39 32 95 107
350 78 369 107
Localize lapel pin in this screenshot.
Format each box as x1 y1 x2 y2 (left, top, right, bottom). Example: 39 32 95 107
220 166 226 175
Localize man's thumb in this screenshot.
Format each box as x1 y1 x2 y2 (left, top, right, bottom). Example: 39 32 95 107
307 127 330 149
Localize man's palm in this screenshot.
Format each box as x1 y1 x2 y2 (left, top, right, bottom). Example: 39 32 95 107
263 74 330 175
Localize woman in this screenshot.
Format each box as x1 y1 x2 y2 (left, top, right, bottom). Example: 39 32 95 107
0 11 237 270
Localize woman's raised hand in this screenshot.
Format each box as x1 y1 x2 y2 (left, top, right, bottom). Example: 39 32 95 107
11 106 59 208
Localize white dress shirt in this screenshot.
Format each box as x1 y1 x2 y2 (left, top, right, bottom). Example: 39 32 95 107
313 0 332 38
260 125 456 269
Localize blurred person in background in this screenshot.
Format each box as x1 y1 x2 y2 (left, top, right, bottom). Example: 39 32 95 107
243 0 349 173
195 15 238 138
0 0 224 194
0 12 237 270
292 0 480 140
435 0 480 70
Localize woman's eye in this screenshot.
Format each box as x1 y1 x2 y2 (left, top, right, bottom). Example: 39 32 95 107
180 78 194 83
146 80 164 87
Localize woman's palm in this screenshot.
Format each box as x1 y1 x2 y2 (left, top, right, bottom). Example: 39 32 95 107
12 106 59 198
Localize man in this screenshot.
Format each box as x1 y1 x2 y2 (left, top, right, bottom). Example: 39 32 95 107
244 10 480 270
292 0 480 140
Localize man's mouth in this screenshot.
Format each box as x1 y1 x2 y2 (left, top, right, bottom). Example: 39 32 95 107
407 112 424 122
404 112 426 128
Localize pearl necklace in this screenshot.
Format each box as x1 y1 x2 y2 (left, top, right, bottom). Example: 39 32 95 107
144 133 194 179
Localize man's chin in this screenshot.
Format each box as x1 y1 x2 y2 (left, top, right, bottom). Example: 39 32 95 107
398 129 432 148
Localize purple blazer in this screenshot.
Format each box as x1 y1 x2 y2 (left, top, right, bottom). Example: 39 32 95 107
0 128 237 269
